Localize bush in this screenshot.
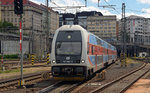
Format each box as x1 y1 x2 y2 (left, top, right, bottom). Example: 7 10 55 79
0 54 19 59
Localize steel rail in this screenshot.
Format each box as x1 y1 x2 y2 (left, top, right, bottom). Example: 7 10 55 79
91 63 147 93
0 71 51 89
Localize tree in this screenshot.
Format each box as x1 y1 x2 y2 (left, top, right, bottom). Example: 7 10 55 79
0 21 18 33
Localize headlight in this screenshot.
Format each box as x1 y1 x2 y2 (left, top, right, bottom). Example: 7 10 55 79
52 60 56 63
81 60 85 63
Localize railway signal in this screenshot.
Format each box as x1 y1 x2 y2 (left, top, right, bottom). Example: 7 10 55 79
14 0 24 87
14 0 23 14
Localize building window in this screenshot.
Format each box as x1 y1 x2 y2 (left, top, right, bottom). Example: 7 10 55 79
11 12 13 16
11 18 13 22
7 18 9 22
4 12 5 16
7 12 9 16
15 18 17 22
23 18 25 22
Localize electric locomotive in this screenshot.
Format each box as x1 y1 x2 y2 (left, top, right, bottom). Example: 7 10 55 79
50 25 117 81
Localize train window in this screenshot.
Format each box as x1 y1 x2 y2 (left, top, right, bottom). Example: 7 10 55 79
87 43 89 54
107 49 108 54
91 46 93 54
92 46 94 55
56 42 81 55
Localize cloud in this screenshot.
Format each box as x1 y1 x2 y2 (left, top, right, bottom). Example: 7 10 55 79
142 8 150 13
29 0 150 19
90 0 98 3
30 0 44 5
90 0 110 3
50 0 84 7
126 12 150 18
137 0 150 4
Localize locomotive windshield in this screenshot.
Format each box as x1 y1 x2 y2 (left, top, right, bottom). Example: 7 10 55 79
56 42 81 55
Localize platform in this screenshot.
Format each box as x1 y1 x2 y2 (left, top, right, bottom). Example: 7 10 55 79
125 79 150 93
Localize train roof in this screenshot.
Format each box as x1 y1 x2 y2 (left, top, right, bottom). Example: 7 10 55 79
57 25 87 32
56 25 115 49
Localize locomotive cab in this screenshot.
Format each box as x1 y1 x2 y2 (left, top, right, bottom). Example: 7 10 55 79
51 30 87 80
51 25 117 81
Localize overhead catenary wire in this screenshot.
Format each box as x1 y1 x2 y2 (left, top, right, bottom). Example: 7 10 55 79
103 0 121 14
126 9 150 14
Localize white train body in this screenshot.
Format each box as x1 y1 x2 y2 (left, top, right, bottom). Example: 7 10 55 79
51 25 117 80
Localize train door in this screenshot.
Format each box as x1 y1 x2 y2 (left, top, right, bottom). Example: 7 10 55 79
95 46 98 70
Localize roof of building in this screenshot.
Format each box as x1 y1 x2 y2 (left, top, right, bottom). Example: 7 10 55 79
76 11 103 17
59 11 103 19
0 0 28 5
60 13 75 18
0 0 58 14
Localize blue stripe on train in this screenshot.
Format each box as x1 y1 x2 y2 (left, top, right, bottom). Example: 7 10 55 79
89 35 97 45
88 55 109 65
88 55 96 65
103 55 108 62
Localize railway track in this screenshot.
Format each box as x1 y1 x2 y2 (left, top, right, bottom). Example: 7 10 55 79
91 63 150 93
2 60 46 65
0 60 47 69
37 81 81 93
0 71 51 92
37 62 113 93
37 60 146 93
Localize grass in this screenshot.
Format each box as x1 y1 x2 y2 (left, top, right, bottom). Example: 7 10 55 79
126 58 139 64
0 68 25 74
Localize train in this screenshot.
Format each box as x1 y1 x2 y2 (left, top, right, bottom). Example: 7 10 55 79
50 25 117 81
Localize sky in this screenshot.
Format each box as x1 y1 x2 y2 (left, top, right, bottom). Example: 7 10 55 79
30 0 150 19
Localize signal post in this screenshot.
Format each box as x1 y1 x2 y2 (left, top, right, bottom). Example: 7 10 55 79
14 0 24 87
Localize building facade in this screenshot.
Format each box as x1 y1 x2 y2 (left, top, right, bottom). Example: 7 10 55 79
0 0 59 57
0 33 29 55
59 13 75 27
119 15 150 45
87 15 117 43
76 11 103 29
59 11 103 29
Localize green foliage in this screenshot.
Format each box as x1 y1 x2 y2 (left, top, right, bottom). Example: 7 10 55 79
0 54 19 59
0 21 18 33
2 21 13 28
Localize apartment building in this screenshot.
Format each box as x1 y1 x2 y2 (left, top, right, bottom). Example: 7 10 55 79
87 15 117 43
76 11 103 29
0 0 59 57
119 15 150 45
49 9 59 36
59 13 75 27
59 11 103 29
40 4 59 37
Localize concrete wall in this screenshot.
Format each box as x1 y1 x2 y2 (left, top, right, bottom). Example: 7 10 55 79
1 40 29 55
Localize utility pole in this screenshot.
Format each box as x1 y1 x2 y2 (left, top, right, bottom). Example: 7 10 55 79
19 14 24 87
28 15 33 57
46 0 49 54
14 0 24 87
1 34 5 71
32 15 34 54
85 0 87 7
122 3 127 66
